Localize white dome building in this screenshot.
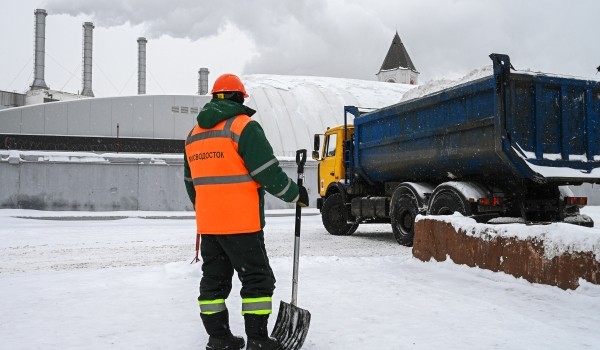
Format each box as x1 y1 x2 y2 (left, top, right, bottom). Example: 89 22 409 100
243 74 414 157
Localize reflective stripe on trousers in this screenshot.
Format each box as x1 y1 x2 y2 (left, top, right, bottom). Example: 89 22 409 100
199 298 227 315
241 296 272 315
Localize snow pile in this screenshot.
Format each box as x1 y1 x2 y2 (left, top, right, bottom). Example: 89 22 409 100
400 65 493 102
417 213 600 261
397 64 597 105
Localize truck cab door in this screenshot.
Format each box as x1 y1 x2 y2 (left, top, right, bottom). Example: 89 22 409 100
319 131 342 196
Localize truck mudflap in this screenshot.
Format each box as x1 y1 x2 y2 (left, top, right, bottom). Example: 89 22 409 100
316 197 323 210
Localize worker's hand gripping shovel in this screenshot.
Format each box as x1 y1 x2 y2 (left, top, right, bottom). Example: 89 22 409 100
271 149 311 350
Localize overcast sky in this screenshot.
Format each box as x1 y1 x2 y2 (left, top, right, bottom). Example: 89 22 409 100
1 0 598 97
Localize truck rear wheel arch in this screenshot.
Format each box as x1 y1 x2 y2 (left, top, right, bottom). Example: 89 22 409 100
427 182 489 216
428 189 472 216
390 182 434 209
325 182 348 202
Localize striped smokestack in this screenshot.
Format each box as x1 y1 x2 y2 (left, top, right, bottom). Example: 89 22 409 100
137 37 147 95
30 9 49 90
81 22 94 97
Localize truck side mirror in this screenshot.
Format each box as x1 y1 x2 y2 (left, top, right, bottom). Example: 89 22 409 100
313 134 322 160
312 150 320 160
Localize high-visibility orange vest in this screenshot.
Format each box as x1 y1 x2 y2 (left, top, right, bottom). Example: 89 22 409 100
185 114 261 234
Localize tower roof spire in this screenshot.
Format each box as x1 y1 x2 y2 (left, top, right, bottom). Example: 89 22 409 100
379 32 418 73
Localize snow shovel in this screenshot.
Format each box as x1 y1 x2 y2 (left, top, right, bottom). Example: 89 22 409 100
271 149 311 350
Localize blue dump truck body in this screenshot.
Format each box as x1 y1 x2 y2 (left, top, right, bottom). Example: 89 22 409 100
353 54 600 186
317 54 600 245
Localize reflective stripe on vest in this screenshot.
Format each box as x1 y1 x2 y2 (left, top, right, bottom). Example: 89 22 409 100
199 299 227 315
185 114 261 234
186 117 240 145
192 174 253 186
241 297 272 315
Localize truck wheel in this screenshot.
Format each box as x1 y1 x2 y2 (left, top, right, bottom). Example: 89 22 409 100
428 189 472 216
321 193 358 236
390 195 418 246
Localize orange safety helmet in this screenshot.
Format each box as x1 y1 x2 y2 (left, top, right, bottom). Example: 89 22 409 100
211 73 249 98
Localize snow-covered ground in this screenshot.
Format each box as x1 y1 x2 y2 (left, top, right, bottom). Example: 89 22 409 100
1 208 600 350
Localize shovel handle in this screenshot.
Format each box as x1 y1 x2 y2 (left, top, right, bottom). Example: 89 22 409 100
296 149 307 177
292 149 306 306
294 149 306 238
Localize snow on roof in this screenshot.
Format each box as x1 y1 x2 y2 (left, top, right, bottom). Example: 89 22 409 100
242 74 415 157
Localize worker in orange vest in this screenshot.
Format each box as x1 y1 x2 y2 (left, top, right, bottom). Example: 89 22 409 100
184 73 309 350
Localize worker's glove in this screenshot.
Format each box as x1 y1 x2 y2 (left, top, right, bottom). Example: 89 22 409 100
297 185 309 207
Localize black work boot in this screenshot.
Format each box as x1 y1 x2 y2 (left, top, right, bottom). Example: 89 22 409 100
201 311 245 350
246 338 282 350
206 334 245 350
244 314 282 350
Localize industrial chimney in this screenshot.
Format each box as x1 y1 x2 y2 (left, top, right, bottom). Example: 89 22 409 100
137 37 147 95
30 9 49 90
81 22 94 97
198 68 209 95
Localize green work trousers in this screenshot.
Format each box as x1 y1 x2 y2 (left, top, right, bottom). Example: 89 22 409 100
199 231 276 301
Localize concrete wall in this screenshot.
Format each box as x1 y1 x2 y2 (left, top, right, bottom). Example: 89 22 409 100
0 151 318 211
3 149 594 212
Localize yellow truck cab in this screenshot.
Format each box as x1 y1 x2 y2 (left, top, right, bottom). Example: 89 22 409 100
313 124 353 205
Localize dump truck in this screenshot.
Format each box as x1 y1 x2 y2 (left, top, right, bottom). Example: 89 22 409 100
312 54 600 246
